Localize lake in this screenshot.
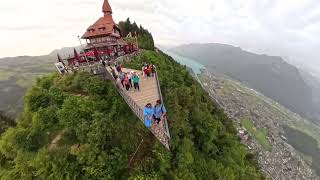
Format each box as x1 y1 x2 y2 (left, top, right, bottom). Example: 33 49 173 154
163 50 204 75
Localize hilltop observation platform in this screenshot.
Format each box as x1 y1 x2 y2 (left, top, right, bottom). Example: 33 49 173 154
70 54 171 149
105 62 171 150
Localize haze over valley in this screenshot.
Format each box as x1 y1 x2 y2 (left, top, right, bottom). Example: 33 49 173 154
169 43 320 124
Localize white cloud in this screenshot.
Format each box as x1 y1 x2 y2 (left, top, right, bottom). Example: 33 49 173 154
0 0 319 74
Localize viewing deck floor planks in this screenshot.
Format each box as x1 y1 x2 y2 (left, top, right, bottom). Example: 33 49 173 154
107 67 170 149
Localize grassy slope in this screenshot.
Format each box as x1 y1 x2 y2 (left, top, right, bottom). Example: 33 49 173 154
241 118 272 151
0 55 54 114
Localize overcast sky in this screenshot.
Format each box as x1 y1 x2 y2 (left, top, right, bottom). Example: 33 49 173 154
0 0 319 75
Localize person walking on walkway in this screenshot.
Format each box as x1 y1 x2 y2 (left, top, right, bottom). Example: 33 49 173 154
147 64 152 77
128 71 133 88
124 73 131 91
142 62 148 77
153 100 167 125
144 103 154 128
144 66 150 77
132 72 140 91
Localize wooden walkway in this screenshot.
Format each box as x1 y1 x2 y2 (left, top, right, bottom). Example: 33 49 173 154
106 67 170 150
124 69 160 108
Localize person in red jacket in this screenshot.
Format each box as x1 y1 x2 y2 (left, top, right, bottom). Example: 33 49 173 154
124 73 131 91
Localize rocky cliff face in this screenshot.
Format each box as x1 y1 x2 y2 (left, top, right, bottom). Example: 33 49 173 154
170 43 316 123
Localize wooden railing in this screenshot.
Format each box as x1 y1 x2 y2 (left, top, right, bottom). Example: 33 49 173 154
104 65 170 150
104 68 144 121
155 69 171 139
101 53 171 149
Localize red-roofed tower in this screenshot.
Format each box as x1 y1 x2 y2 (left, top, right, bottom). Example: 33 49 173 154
81 0 132 60
103 0 112 15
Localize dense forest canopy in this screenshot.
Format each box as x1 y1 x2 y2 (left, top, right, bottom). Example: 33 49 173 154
118 18 155 50
0 112 15 135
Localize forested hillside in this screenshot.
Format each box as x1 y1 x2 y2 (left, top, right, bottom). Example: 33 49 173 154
119 18 155 50
0 112 15 135
0 50 264 179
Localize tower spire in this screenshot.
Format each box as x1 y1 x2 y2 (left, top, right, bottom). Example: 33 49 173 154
102 0 112 16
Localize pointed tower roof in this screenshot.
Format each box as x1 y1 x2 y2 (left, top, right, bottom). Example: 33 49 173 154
102 0 112 14
82 0 122 39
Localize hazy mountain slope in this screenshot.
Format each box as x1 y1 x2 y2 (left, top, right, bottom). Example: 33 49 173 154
0 55 55 115
300 70 320 117
0 46 83 115
170 43 316 123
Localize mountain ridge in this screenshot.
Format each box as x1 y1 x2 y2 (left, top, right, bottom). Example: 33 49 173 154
170 43 318 123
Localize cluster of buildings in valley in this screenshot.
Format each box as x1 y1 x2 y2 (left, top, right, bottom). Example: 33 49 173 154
56 0 138 71
200 71 319 180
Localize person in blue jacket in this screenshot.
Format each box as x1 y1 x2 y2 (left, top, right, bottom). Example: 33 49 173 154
143 103 154 128
153 99 167 125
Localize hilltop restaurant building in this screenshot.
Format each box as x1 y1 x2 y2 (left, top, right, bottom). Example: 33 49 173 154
65 0 137 66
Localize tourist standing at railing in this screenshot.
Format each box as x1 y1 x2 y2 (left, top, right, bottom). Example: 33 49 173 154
116 63 122 73
119 72 125 88
153 100 167 125
132 72 140 91
151 64 156 77
101 59 106 67
144 103 154 128
110 67 117 80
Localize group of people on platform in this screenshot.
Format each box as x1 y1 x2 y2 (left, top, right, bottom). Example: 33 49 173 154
143 100 167 129
119 71 140 91
142 62 156 77
109 61 168 130
109 62 157 92
110 63 140 91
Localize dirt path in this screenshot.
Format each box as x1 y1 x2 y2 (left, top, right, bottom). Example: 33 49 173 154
48 129 67 151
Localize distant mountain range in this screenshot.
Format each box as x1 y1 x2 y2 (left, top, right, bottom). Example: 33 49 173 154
0 46 79 115
170 43 320 124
